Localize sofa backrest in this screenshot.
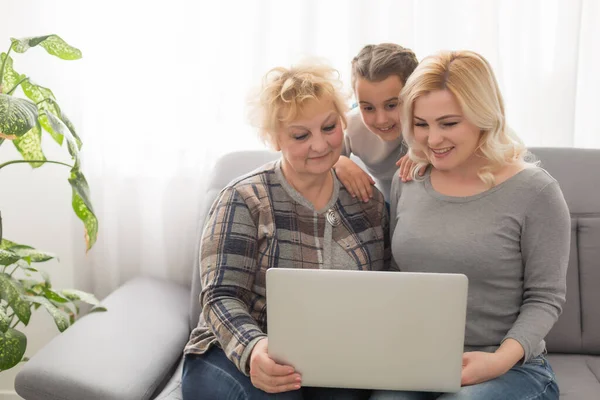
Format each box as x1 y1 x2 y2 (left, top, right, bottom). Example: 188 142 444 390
188 147 600 356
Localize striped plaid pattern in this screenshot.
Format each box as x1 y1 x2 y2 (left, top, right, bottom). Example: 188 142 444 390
184 160 390 375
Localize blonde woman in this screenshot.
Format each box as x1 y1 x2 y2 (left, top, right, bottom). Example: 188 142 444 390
373 51 570 399
182 63 388 400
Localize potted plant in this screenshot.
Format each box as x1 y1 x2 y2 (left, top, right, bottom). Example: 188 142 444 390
0 35 104 372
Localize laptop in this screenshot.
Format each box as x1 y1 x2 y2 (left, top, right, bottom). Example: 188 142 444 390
266 268 468 393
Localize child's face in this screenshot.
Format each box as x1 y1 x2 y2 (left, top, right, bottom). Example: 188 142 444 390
355 75 403 141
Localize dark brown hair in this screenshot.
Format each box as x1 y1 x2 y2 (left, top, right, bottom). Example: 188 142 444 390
351 43 418 89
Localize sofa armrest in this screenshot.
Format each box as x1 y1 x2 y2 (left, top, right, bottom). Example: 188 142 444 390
15 277 191 400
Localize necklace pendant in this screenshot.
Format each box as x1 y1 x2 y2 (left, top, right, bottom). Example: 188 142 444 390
326 209 341 226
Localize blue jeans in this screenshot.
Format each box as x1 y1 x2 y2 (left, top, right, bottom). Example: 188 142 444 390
182 346 371 400
369 355 559 400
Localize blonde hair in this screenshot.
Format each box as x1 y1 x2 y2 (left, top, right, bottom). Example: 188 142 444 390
401 50 529 187
248 63 349 149
351 43 418 89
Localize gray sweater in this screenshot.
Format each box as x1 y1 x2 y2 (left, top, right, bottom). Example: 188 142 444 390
390 166 571 361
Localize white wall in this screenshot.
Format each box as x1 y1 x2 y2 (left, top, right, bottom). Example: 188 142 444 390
0 1 87 396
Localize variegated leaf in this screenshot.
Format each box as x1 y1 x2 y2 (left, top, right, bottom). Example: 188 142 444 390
18 279 46 295
0 249 20 266
59 110 82 150
10 35 82 60
7 245 55 263
0 53 21 95
0 304 9 333
0 328 27 371
0 94 37 138
0 274 31 325
61 289 102 307
13 122 46 168
0 239 18 250
40 111 78 161
23 296 69 332
69 168 98 250
20 81 82 149
43 288 69 304
21 80 63 145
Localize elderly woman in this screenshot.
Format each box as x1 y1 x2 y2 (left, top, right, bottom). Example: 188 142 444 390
181 63 389 400
372 50 570 400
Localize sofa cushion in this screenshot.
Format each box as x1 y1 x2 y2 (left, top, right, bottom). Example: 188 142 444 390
152 357 183 400
547 354 600 399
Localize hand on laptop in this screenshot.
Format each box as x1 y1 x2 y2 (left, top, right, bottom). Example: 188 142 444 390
249 338 302 393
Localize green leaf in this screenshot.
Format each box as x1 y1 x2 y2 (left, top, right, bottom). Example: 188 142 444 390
21 80 63 145
0 53 21 95
59 110 82 150
8 245 55 263
10 35 82 60
0 249 20 266
42 288 69 303
0 274 31 325
18 279 46 295
20 81 82 149
24 296 69 332
0 328 27 371
12 122 46 168
69 167 98 250
40 111 79 161
39 269 51 287
0 94 38 139
0 239 18 250
61 289 102 307
0 305 9 333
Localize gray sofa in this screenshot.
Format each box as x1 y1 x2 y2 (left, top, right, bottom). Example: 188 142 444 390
15 148 600 399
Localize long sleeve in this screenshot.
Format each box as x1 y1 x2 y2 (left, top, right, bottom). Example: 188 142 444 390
199 186 267 375
503 181 571 361
388 172 402 271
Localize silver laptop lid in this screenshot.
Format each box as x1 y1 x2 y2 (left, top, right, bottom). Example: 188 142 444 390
266 268 468 392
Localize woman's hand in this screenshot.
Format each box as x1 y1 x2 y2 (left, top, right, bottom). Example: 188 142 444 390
460 351 510 386
334 156 375 202
395 155 424 182
461 338 525 386
249 338 302 393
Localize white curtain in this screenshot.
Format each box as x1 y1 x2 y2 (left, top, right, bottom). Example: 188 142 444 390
10 0 597 298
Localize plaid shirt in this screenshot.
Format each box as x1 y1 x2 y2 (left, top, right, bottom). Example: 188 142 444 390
184 160 390 375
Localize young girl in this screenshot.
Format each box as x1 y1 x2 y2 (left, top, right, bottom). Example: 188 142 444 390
335 43 422 202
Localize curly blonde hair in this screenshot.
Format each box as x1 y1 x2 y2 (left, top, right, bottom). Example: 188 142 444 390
248 62 349 149
401 50 529 187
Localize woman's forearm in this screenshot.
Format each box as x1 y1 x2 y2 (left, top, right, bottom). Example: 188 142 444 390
495 338 525 371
